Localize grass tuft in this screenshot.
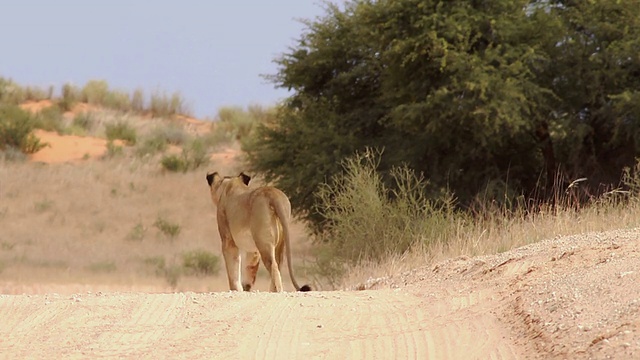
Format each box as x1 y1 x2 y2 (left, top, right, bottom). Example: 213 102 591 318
182 250 220 276
160 138 209 172
150 91 189 118
312 148 455 285
153 216 181 240
0 104 48 154
86 261 117 273
105 121 137 145
126 223 146 241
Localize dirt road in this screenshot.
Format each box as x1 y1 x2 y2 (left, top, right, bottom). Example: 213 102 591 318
1 229 639 359
0 289 521 359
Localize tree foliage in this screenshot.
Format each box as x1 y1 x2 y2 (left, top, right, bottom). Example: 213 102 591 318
245 0 640 228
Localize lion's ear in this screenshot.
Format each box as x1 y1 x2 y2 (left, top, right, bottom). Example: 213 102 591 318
239 172 251 186
206 172 218 186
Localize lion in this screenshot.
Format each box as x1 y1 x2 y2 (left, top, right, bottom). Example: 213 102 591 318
206 171 311 292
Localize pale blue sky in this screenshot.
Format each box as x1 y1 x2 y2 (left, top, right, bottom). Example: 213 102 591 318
1 1 332 118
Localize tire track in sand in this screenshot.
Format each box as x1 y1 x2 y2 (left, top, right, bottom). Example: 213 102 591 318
0 287 524 359
233 288 522 359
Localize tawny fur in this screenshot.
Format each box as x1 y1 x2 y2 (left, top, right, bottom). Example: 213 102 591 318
206 172 310 292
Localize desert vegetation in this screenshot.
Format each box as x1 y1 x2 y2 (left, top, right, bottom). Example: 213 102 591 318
246 0 640 227
243 0 640 287
0 104 47 154
2 0 640 291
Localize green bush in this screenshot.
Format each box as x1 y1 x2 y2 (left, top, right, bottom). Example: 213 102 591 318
0 147 28 162
143 256 181 288
126 223 146 241
136 124 188 159
182 250 220 276
0 104 47 154
104 90 132 112
105 121 137 145
150 91 189 118
153 216 181 239
34 105 65 133
80 80 110 105
160 138 209 172
136 135 168 158
58 83 80 111
104 141 124 158
71 112 96 132
143 256 166 272
209 105 274 147
162 265 182 288
34 199 54 213
0 77 26 104
23 86 52 102
183 137 208 169
151 123 188 145
131 88 145 113
160 154 188 172
313 149 456 281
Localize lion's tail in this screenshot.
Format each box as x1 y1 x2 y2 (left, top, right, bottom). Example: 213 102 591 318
271 195 311 292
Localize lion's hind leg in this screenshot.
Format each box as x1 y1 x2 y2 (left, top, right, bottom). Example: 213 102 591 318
259 248 284 292
251 214 284 292
242 251 260 291
254 233 284 292
221 242 242 291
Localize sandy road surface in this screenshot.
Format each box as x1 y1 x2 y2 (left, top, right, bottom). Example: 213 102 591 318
0 290 520 359
1 229 639 359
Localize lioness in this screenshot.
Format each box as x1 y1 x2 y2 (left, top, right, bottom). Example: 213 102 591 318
206 172 311 292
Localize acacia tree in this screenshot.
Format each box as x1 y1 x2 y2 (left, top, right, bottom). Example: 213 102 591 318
544 0 640 188
246 0 640 228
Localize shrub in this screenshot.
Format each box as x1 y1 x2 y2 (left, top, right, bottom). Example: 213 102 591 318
104 90 132 112
183 137 208 169
136 135 168 158
34 105 65 133
23 86 51 102
160 138 209 172
0 147 28 162
182 250 220 276
104 141 124 158
58 83 80 111
160 154 188 172
150 91 189 118
34 199 54 213
126 223 146 241
153 216 181 239
312 149 456 281
0 77 25 104
105 121 137 145
209 105 273 146
162 265 182 288
0 104 47 154
151 123 188 145
86 261 117 273
71 112 96 132
143 256 181 287
143 256 166 272
136 124 188 158
80 79 110 105
131 88 145 113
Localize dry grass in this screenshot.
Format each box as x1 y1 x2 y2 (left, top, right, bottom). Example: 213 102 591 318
0 109 314 292
305 149 640 290
0 152 245 291
4 97 640 293
333 197 640 290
